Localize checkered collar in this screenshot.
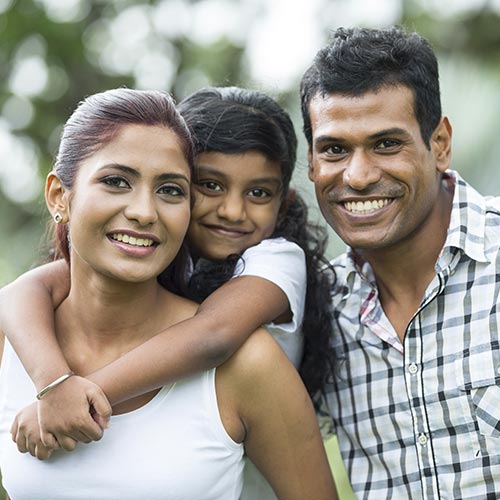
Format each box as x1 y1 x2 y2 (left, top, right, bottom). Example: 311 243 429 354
343 170 489 285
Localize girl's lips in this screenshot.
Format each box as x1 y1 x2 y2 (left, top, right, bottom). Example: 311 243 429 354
203 224 251 238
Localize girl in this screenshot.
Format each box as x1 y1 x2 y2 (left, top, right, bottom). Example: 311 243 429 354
1 87 335 497
0 87 336 499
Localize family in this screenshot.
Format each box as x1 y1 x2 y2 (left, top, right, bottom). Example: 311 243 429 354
1 25 499 499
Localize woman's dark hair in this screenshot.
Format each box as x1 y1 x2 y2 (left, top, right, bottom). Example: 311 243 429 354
180 86 335 396
300 26 441 149
51 87 194 293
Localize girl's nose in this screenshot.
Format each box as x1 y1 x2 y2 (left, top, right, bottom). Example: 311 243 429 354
216 193 246 222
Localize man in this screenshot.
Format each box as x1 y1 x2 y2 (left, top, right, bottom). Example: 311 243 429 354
301 26 500 498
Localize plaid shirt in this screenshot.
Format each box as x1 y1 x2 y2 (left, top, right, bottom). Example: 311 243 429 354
322 171 500 499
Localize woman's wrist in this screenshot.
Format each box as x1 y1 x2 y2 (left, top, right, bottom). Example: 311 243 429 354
36 372 75 399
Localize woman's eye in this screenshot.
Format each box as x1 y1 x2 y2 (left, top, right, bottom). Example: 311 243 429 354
102 176 129 188
248 188 270 198
158 184 185 197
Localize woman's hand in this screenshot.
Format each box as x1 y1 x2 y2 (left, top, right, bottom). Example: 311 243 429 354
11 375 112 459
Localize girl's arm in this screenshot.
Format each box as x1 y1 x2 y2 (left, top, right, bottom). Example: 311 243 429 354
11 273 291 457
90 238 305 404
218 328 338 499
1 262 111 449
0 260 72 388
88 275 290 403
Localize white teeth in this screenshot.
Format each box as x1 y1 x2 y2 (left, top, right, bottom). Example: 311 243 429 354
110 233 154 247
344 199 390 213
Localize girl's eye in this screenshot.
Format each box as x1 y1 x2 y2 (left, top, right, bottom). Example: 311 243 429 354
101 176 130 188
198 180 222 192
158 184 186 197
248 188 270 198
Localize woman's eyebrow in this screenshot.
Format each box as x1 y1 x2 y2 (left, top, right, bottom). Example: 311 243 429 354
98 164 189 184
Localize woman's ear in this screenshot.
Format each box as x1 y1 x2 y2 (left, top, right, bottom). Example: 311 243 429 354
45 171 69 224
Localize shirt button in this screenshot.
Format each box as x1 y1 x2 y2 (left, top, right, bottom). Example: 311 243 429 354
418 434 428 446
408 363 418 375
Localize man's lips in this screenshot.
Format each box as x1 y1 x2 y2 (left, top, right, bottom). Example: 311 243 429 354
343 198 392 214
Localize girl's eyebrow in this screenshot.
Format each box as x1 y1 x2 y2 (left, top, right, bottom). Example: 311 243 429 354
196 165 282 186
97 163 190 184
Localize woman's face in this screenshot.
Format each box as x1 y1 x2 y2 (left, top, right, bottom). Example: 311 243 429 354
187 151 283 261
58 124 191 283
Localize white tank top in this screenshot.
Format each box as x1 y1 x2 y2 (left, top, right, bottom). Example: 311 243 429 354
0 340 244 499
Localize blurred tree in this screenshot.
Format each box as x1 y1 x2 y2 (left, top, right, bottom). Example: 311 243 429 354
1 3 500 498
0 0 499 284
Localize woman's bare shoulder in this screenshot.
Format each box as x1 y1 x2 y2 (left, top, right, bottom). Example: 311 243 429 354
161 289 200 323
219 328 298 398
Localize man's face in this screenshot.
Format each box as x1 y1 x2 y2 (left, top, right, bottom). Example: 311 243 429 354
307 85 451 253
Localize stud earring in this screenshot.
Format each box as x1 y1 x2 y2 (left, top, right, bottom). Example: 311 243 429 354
53 212 64 224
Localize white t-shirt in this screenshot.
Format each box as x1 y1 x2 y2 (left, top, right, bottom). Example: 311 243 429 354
0 341 244 499
233 237 306 369
233 237 306 500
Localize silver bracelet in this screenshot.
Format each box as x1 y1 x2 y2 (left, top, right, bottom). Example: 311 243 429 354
36 372 75 400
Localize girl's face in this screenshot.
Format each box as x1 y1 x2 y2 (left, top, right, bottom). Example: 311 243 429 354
50 124 191 284
187 151 283 261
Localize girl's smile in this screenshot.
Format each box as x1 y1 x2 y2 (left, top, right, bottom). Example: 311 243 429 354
187 151 283 261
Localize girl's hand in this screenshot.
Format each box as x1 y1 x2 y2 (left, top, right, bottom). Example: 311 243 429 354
37 375 112 449
10 402 56 460
10 375 112 459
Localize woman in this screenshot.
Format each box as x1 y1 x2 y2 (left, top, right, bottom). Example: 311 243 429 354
0 88 336 499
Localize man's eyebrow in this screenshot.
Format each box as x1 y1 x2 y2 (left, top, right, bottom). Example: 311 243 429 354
368 128 410 140
314 135 346 144
312 135 347 150
313 128 411 146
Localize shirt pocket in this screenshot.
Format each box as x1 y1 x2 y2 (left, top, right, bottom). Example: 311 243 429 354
455 347 500 439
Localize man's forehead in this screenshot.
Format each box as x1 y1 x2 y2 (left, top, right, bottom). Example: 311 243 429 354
308 86 417 135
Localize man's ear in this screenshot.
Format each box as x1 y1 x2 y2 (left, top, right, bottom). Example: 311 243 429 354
307 148 315 181
431 116 452 173
45 171 69 223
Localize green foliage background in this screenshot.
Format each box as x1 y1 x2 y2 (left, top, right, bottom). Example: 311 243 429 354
1 0 500 498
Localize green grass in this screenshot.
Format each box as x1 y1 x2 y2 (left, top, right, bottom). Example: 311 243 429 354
0 437 354 499
325 435 356 499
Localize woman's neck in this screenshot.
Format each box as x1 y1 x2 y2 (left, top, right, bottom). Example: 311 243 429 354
55 263 169 374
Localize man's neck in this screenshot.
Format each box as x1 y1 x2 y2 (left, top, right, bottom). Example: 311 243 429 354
358 183 454 341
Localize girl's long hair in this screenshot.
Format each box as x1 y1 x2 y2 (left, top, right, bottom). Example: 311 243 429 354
180 87 335 396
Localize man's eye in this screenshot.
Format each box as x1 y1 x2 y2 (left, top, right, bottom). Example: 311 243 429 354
102 176 129 188
324 145 346 155
376 139 400 150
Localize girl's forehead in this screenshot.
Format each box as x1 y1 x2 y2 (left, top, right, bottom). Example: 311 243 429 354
195 151 282 182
